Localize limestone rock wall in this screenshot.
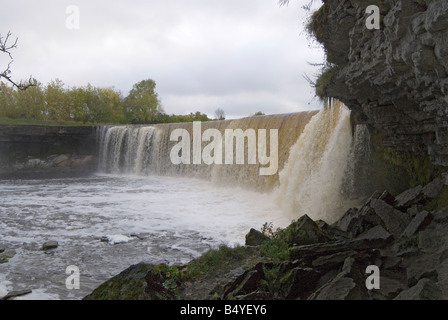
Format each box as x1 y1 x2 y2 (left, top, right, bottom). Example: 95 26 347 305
313 0 448 166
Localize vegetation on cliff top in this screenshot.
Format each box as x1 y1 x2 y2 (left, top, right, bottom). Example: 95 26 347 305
0 79 213 126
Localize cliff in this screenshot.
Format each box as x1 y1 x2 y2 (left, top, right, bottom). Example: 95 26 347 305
310 0 448 172
0 125 97 178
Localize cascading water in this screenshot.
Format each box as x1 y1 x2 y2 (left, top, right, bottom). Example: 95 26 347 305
275 100 357 223
97 100 361 223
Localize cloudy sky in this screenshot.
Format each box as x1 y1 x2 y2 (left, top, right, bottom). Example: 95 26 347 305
1 0 325 119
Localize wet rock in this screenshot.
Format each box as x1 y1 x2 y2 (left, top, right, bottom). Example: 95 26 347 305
0 289 32 300
394 278 443 300
41 241 59 251
1 249 16 262
245 229 268 246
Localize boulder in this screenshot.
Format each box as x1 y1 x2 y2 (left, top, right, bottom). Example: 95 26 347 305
223 269 262 299
41 241 59 251
0 249 17 263
370 199 411 238
0 289 32 300
394 278 443 300
406 254 439 287
52 154 71 167
245 229 268 246
401 211 432 238
281 215 330 246
394 186 424 209
313 277 366 300
281 267 320 300
422 178 444 199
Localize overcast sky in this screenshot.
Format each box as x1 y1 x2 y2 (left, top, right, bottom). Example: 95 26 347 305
1 0 325 119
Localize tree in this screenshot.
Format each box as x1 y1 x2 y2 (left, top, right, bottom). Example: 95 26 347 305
45 79 70 121
253 111 265 116
124 79 163 124
215 108 226 120
0 32 35 90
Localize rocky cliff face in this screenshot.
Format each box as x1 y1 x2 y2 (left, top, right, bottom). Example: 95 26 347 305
312 0 448 167
0 125 97 177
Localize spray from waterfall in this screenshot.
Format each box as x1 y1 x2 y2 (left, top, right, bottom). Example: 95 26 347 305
275 100 357 224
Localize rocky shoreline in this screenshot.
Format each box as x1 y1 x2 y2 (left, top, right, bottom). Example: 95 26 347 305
83 175 448 300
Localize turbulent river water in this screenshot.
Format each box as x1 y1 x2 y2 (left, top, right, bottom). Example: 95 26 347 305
0 174 289 300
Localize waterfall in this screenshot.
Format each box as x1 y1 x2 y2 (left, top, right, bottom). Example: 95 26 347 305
96 112 316 192
275 100 356 223
97 100 362 223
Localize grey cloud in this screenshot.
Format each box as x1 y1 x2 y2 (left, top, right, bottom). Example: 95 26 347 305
1 0 325 117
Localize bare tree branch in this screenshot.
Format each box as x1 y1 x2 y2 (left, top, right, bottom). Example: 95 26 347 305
0 31 36 90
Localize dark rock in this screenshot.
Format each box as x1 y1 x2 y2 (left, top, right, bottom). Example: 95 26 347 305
281 267 320 300
84 262 177 300
406 254 439 287
311 251 357 270
290 226 393 260
334 208 359 233
41 241 58 251
312 276 366 300
433 207 448 223
371 277 406 300
235 291 274 300
418 224 445 251
245 228 268 246
223 270 262 299
382 256 403 270
394 278 443 300
0 249 17 263
393 186 423 209
370 199 411 238
401 211 433 238
281 215 330 246
0 289 32 300
422 178 444 199
379 190 396 205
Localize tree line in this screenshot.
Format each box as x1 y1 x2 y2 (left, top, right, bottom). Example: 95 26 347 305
0 78 213 124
